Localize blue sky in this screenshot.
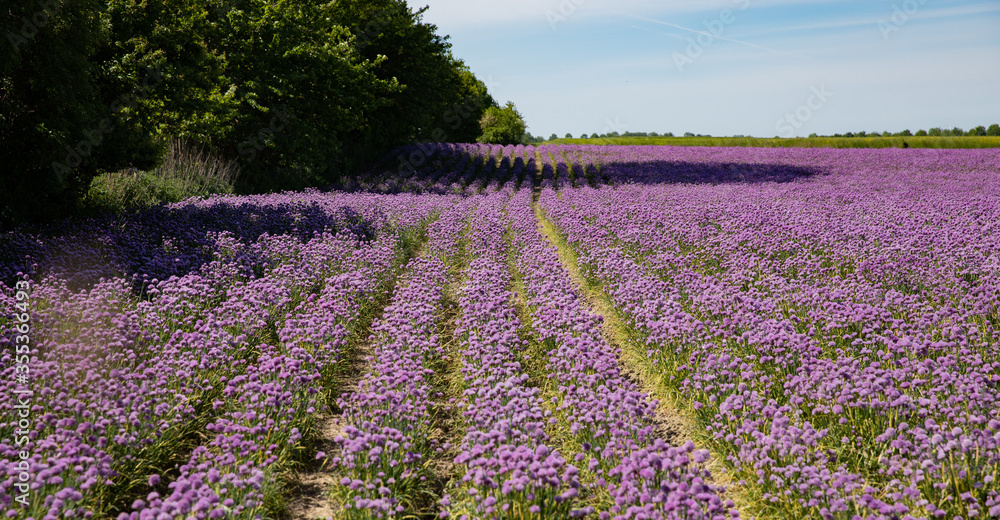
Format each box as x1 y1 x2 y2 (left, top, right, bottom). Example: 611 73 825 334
417 0 1000 138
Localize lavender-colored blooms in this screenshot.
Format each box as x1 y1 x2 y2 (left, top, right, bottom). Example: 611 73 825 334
356 144 538 195
446 189 582 518
328 200 471 518
0 191 458 519
2 143 996 520
539 145 1000 519
506 188 734 519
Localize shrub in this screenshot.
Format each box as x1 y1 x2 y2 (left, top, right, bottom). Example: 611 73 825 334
87 141 238 211
478 102 527 145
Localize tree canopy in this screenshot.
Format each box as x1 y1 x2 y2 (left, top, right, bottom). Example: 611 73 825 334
478 102 527 146
1 0 499 226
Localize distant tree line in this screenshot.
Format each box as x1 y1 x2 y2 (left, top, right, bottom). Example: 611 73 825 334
812 125 1000 138
543 124 1000 141
542 131 682 140
1 0 497 226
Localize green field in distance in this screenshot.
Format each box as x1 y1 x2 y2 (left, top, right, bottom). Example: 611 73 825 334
545 135 1000 148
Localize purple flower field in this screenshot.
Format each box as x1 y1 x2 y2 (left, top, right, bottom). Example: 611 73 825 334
2 144 999 519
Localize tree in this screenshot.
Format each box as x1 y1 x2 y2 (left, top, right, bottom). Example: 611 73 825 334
477 102 526 145
93 0 401 192
928 127 943 136
2 0 406 204
444 65 497 143
1 0 110 226
915 129 927 136
951 127 964 136
987 124 1000 136
970 125 987 136
565 133 573 139
329 0 494 169
1 0 500 223
898 129 912 136
521 132 543 144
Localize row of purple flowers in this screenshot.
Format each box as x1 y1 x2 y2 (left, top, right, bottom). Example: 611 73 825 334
355 144 537 195
506 189 734 520
1 193 456 519
537 145 1000 519
444 190 580 518
327 199 474 517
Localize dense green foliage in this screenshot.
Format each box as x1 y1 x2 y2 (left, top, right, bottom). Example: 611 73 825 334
547 135 1000 149
87 140 238 211
331 0 495 164
477 102 526 145
1 0 496 227
1 0 111 224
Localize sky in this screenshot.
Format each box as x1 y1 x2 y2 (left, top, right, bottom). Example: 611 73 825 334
416 0 1000 138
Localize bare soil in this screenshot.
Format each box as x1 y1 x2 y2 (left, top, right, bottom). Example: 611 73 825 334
284 330 375 519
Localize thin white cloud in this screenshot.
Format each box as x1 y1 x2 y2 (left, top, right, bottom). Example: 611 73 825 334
606 10 810 59
903 2 1000 21
417 0 848 30
415 0 1000 138
737 2 1000 38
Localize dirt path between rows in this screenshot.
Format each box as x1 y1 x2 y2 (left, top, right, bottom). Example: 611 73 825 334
284 330 375 520
530 201 748 518
531 203 693 443
285 243 432 519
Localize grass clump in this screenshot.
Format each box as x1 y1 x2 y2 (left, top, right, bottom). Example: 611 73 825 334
87 140 239 211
